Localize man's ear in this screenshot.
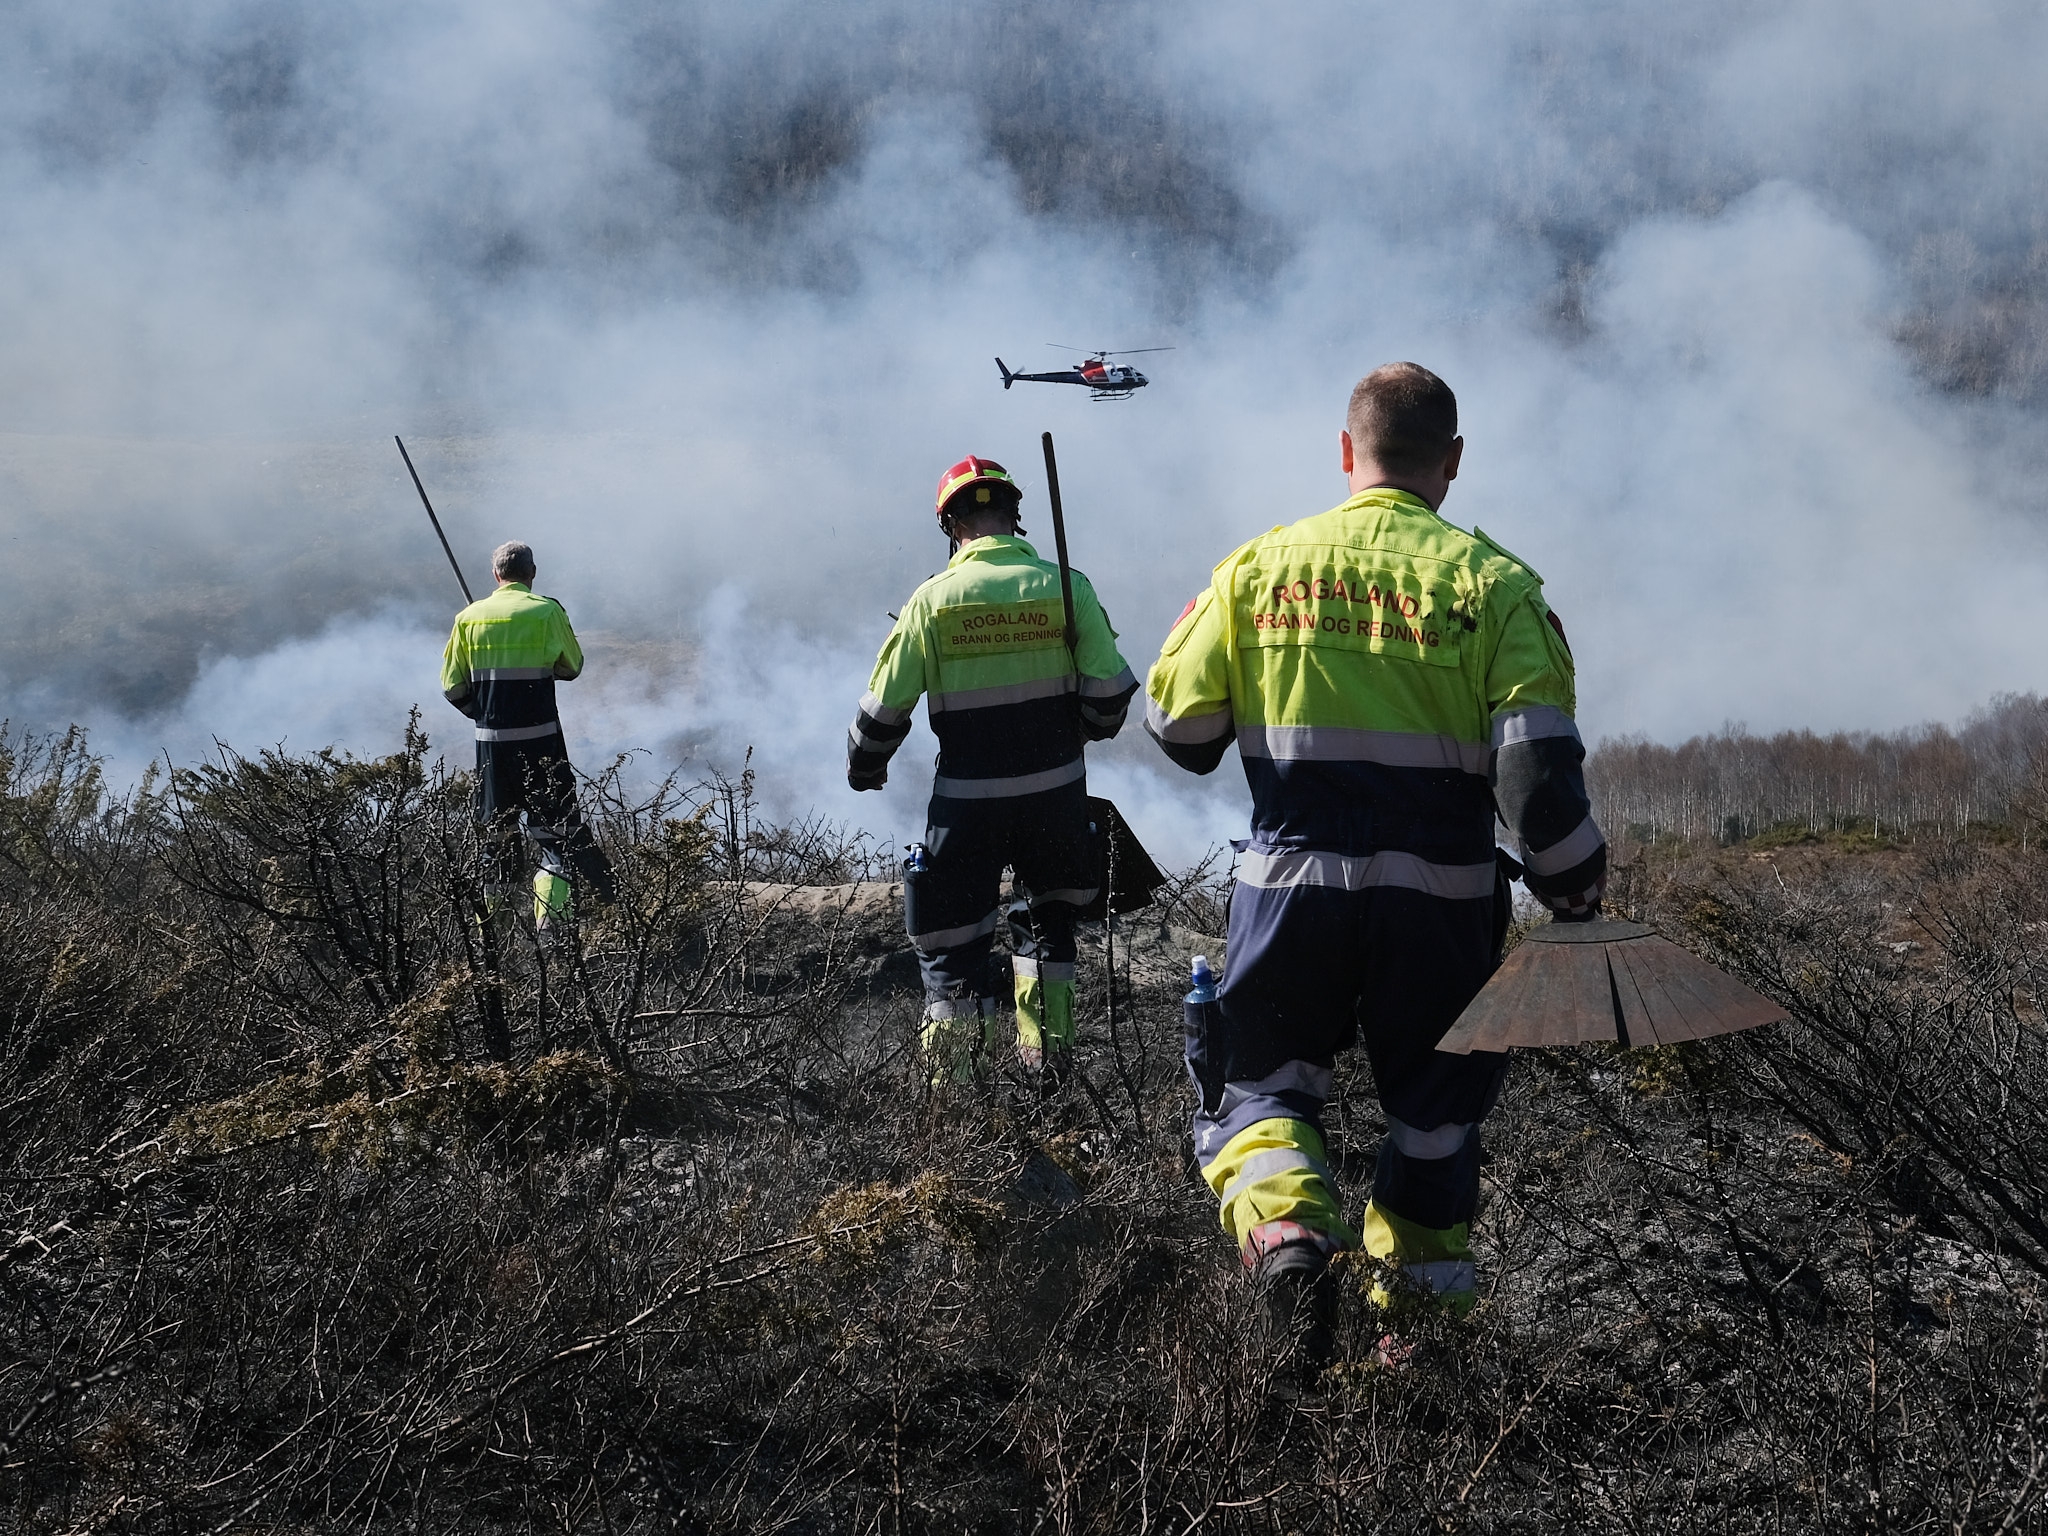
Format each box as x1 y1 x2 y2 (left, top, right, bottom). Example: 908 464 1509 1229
1443 436 1465 482
1340 429 1356 476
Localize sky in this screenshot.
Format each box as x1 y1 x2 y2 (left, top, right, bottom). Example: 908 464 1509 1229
4 0 2047 864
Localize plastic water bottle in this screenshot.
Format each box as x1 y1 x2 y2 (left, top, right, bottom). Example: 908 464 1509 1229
1184 955 1221 1113
903 842 930 876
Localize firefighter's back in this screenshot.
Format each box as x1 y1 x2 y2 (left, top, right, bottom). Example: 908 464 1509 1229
1209 488 1541 861
899 535 1120 799
444 584 581 736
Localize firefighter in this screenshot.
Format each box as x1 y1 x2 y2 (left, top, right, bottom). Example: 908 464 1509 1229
442 542 616 1049
848 456 1138 1081
1145 363 1605 1355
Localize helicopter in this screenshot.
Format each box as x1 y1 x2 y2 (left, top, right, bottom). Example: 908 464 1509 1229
995 344 1174 401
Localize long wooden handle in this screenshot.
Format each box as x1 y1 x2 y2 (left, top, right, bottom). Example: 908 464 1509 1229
1040 432 1078 665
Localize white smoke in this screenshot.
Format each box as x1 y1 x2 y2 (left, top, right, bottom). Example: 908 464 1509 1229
5 1 2047 865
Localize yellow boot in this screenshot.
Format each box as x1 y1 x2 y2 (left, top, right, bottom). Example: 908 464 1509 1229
1012 957 1076 1070
920 996 995 1084
1360 1199 1478 1316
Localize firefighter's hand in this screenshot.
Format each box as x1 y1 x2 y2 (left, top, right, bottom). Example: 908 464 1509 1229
849 767 887 792
1545 877 1605 922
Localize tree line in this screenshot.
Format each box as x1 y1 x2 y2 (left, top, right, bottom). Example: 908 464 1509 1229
1586 691 2048 844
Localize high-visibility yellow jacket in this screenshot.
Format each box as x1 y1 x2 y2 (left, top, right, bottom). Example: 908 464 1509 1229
440 583 584 743
849 535 1138 799
1144 489 1604 910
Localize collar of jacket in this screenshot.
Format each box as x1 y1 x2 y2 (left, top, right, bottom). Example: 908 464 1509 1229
946 534 1041 568
494 582 532 593
1338 487 1444 519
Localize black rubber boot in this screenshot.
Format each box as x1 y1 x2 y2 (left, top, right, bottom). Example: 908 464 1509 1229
1254 1239 1337 1382
570 839 618 906
1036 1043 1072 1099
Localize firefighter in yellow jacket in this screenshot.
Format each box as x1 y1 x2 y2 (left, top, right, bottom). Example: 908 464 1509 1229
1145 364 1606 1347
848 456 1138 1079
442 542 615 1052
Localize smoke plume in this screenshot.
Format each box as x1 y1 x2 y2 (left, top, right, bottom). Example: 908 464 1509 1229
5 0 2046 861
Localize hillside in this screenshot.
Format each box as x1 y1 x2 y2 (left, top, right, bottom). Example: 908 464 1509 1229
3 726 2045 1532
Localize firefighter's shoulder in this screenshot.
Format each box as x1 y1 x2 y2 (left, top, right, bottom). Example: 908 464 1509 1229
1185 530 1283 616
903 565 960 607
1468 524 1545 586
891 567 967 628
1215 527 1289 577
1068 563 1116 605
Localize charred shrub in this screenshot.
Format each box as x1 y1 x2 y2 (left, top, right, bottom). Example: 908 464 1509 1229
3 726 2047 1532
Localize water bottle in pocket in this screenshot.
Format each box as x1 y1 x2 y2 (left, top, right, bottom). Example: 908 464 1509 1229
1183 955 1225 1115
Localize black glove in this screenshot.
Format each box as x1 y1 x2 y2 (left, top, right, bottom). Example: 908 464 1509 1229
849 766 887 792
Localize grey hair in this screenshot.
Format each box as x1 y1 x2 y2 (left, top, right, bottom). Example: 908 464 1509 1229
492 541 536 582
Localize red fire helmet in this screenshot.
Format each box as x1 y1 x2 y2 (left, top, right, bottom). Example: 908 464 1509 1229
935 455 1020 523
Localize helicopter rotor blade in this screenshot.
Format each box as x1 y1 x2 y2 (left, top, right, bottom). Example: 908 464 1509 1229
1046 342 1175 356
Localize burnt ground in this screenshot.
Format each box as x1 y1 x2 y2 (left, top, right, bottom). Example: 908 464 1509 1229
3 734 2046 1531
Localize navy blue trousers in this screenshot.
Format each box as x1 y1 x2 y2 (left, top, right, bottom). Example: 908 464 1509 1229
902 783 1100 1005
1187 862 1510 1232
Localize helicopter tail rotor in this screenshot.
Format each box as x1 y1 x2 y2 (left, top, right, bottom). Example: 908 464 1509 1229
995 357 1015 389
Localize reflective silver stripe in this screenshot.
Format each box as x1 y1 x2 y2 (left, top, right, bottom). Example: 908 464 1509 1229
1145 695 1233 743
1219 1147 1334 1206
1236 848 1495 900
923 995 995 1021
474 666 555 680
1211 1061 1333 1125
1026 886 1098 909
1237 725 1487 775
1012 957 1077 983
1080 665 1138 698
909 909 1002 952
474 722 561 742
1522 814 1605 877
1244 1060 1333 1099
928 675 1072 713
848 722 904 754
857 691 914 727
1540 878 1604 915
1405 1259 1477 1294
1198 1060 1336 1159
932 759 1085 799
1385 1115 1471 1160
1491 705 1582 749
1079 699 1127 724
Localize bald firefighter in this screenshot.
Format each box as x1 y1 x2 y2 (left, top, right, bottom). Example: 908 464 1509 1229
1145 364 1605 1352
442 542 615 1051
848 456 1139 1080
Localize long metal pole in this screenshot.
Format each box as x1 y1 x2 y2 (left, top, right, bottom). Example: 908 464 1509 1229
1041 432 1130 1059
395 435 475 604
